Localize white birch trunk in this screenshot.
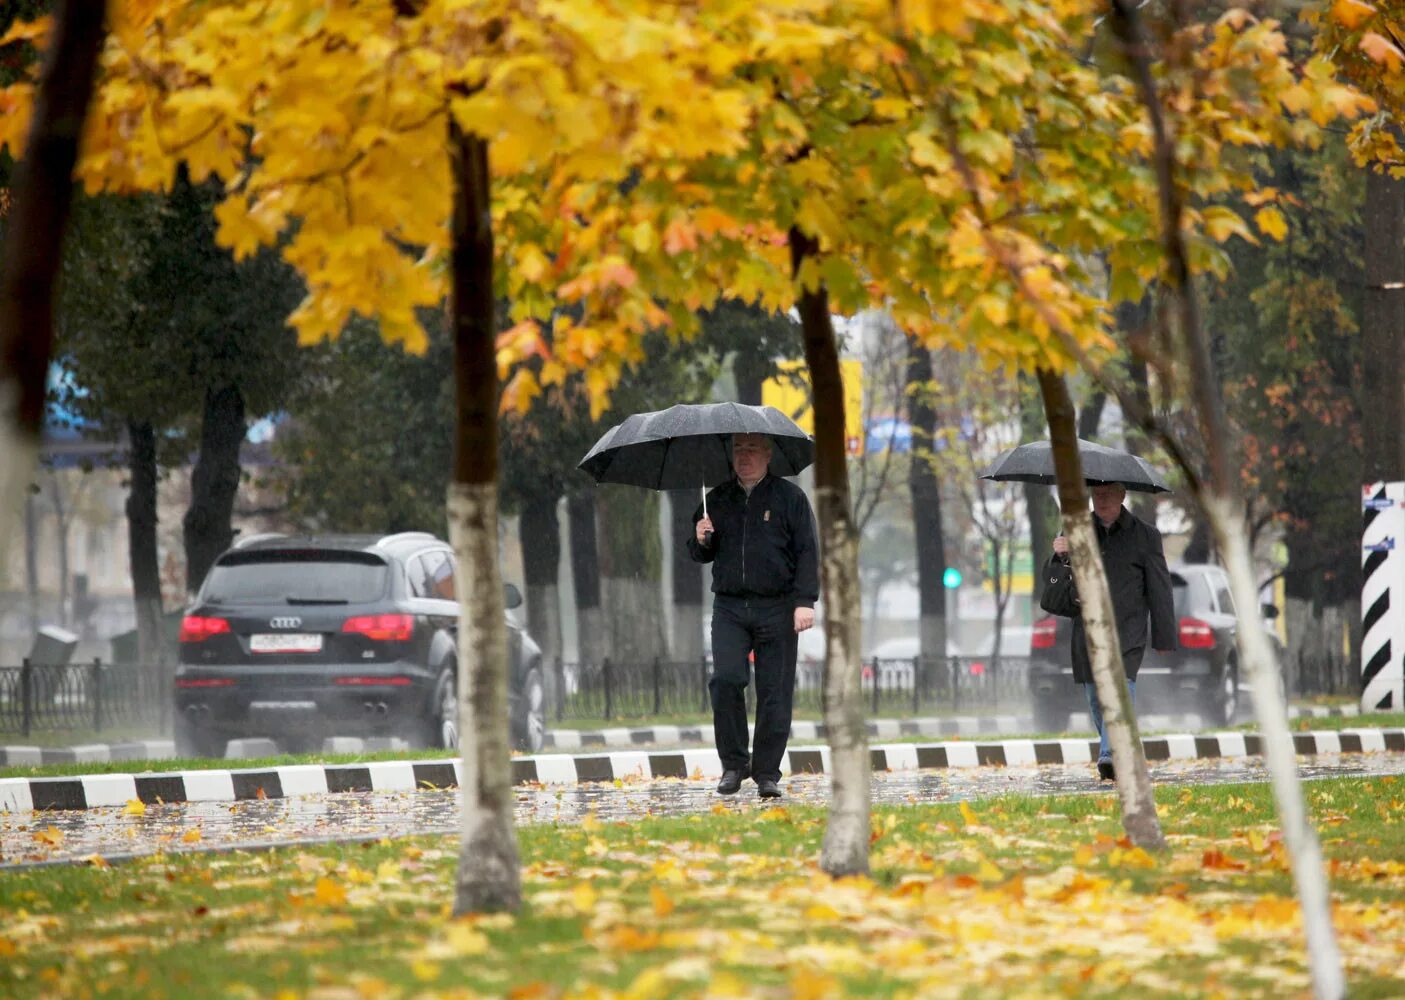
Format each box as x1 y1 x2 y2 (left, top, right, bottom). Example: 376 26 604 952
1207 495 1343 999
1063 515 1166 850
818 485 869 876
526 581 562 717
449 483 521 914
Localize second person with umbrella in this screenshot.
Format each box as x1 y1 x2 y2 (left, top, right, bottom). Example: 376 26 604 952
689 432 819 798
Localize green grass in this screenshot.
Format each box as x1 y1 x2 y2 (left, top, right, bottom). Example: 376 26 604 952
2 777 1403 998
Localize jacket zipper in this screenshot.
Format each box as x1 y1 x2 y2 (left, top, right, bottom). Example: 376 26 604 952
741 487 751 603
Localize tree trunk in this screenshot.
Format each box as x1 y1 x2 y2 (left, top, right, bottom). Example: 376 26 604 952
734 353 764 406
49 478 71 627
1077 389 1106 440
182 384 245 594
668 487 705 663
1109 4 1343 992
1020 373 1057 607
520 493 563 716
791 227 868 877
0 0 107 573
25 491 40 634
906 339 948 688
127 420 168 710
1182 516 1213 564
448 123 519 915
1120 297 1158 526
597 484 667 663
1038 368 1165 850
567 491 605 665
1362 169 1405 484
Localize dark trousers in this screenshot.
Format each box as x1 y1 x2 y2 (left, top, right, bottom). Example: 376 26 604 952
709 597 798 782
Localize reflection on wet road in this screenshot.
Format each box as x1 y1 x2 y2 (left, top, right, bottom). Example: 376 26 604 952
5 752 1403 867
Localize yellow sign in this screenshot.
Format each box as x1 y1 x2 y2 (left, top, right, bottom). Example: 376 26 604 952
762 359 865 456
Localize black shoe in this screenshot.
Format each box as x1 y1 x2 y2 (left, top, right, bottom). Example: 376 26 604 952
756 778 782 799
717 769 746 795
1097 758 1115 781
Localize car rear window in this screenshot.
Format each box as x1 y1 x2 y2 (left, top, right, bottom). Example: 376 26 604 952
203 552 389 604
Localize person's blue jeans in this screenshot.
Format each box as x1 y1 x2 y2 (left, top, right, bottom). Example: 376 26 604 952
1085 680 1135 762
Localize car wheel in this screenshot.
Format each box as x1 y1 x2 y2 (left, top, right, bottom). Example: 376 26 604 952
435 670 459 750
174 716 225 758
513 668 545 753
412 669 458 750
1204 664 1238 728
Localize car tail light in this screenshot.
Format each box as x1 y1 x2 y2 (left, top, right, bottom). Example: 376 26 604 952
176 678 235 688
1031 617 1058 649
333 676 414 686
341 613 414 641
180 616 231 643
1179 617 1216 649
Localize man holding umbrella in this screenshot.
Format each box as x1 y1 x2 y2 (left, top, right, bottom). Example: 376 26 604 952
982 439 1176 782
689 432 819 798
578 404 819 798
1048 481 1176 780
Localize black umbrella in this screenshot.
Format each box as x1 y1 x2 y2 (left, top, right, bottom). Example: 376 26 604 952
577 401 814 520
980 438 1171 494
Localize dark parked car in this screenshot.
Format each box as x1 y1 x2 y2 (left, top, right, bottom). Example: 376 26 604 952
1028 562 1279 731
175 532 544 757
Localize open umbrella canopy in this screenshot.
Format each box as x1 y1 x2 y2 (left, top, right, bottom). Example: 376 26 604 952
980 438 1171 494
578 402 813 490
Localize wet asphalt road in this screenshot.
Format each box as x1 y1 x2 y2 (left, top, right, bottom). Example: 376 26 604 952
5 752 1405 868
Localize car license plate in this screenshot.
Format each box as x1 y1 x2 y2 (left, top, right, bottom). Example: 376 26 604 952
250 633 322 654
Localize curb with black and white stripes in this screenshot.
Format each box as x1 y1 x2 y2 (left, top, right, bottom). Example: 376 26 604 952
3 727 1401 814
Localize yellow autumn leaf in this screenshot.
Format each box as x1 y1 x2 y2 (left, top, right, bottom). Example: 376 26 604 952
1254 206 1288 241
410 960 441 983
32 827 64 847
1332 0 1378 30
650 884 675 918
977 858 1004 883
445 922 490 956
790 967 841 1000
123 799 147 817
313 876 347 907
182 828 203 844
571 882 600 914
1360 31 1405 72
959 801 979 827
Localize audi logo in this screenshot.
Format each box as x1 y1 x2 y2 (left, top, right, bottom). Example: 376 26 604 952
268 617 303 629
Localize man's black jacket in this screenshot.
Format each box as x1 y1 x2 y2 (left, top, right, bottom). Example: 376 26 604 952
1042 506 1176 683
687 476 819 608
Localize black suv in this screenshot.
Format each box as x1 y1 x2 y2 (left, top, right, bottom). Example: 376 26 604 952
1027 562 1278 731
174 532 545 757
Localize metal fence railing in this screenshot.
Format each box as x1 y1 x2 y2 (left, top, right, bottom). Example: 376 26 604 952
0 653 1032 737
555 655 1030 721
0 660 168 737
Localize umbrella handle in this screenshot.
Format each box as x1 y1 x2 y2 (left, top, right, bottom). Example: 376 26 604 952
702 486 713 548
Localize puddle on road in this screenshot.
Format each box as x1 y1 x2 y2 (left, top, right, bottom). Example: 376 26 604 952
4 752 1402 868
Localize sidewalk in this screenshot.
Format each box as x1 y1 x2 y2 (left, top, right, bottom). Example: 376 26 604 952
4 720 1399 814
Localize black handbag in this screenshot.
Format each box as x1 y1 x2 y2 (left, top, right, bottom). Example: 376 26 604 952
1039 558 1081 618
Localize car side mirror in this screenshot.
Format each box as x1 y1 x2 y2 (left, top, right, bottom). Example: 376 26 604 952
504 583 523 610
1260 603 1279 621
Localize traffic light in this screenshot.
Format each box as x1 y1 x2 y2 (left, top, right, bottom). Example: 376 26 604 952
942 567 963 589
